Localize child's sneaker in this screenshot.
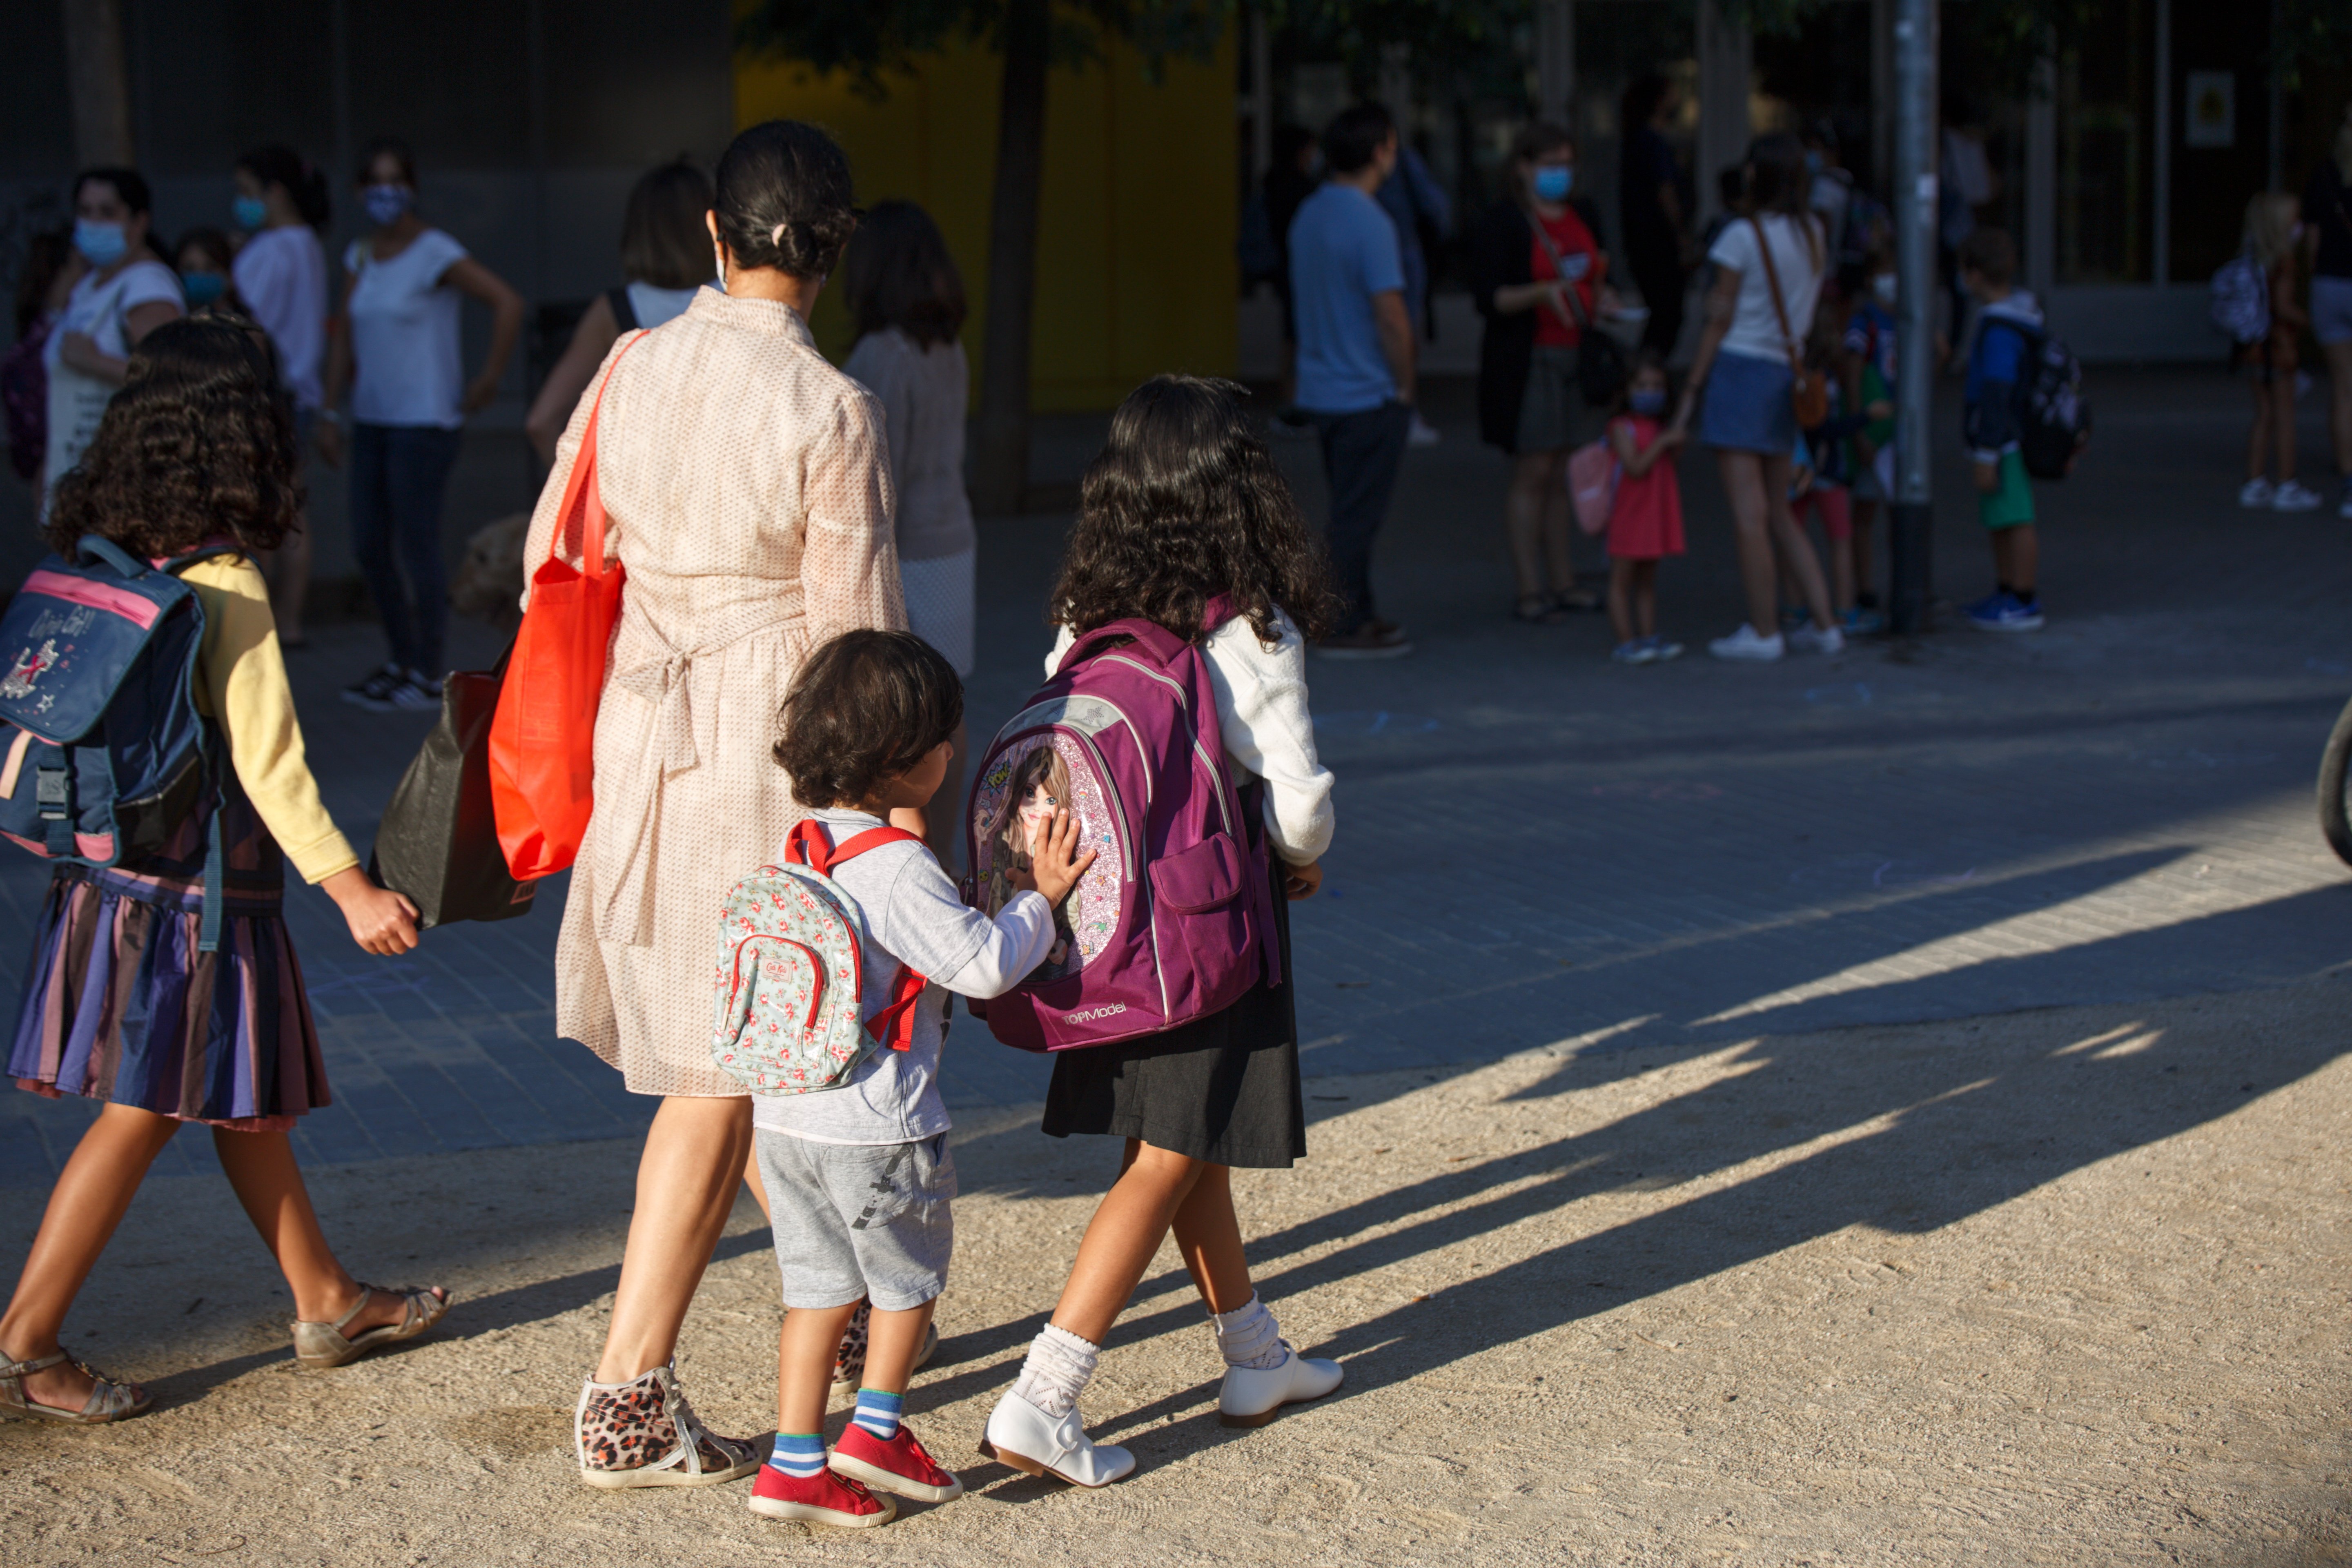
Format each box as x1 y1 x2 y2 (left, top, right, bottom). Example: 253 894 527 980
749 1463 895 1527
341 662 408 710
2339 478 2352 520
1966 591 2044 632
2272 479 2325 513
1646 635 1684 663
830 1421 964 1503
2239 477 2275 508
1610 639 1657 665
1841 607 1884 636
1708 625 1785 662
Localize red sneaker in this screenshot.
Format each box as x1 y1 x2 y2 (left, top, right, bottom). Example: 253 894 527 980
748 1463 895 1527
829 1421 965 1503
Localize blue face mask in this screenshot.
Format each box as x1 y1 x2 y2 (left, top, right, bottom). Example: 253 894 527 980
1533 166 1573 203
232 195 269 231
180 270 227 307
1629 389 1668 416
74 219 128 269
363 183 413 227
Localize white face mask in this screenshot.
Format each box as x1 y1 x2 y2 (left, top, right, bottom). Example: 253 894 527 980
1872 273 1897 305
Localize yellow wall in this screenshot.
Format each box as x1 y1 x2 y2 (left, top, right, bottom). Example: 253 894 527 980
735 33 1237 411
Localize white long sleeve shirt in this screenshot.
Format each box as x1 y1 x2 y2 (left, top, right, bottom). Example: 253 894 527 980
1047 608 1336 866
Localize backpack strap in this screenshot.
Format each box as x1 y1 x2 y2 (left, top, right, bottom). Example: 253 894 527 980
1058 616 1188 674
779 820 929 1051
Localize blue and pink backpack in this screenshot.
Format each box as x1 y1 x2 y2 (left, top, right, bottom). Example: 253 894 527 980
0 536 241 948
961 606 1278 1052
708 820 930 1094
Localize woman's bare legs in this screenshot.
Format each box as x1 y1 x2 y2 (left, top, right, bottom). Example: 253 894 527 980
1541 468 1580 597
263 519 314 646
1049 1140 1251 1345
596 1094 756 1383
2269 356 2300 484
1506 450 1571 606
2325 339 2352 484
1724 449 1834 632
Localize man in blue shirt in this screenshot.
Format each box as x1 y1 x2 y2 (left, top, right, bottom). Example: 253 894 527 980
1290 102 1419 657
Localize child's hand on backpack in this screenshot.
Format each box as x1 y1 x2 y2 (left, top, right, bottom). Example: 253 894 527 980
1011 807 1096 906
322 866 421 956
1283 860 1323 900
1973 459 1999 493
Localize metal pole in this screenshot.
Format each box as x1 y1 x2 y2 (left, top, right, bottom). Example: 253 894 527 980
1888 0 1938 636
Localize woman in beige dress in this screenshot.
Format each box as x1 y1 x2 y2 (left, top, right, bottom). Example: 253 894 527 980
521 120 906 1488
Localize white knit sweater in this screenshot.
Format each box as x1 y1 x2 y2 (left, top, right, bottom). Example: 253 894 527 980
1045 609 1335 866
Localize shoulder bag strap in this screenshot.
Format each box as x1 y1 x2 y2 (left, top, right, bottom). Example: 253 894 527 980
1526 209 1593 334
546 330 648 578
1750 215 1806 379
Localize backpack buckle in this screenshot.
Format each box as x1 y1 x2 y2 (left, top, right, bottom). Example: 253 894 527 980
34 764 69 818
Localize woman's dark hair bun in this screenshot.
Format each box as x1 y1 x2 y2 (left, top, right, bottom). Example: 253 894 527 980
713 120 860 281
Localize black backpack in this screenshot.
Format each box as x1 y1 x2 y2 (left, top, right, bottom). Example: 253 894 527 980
1991 318 2092 481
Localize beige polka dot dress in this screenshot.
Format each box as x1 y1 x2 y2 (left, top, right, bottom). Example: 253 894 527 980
521 290 906 1097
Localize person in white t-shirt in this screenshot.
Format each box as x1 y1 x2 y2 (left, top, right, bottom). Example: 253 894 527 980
318 137 524 713
1673 133 1841 664
525 160 715 469
231 144 334 646
40 168 184 516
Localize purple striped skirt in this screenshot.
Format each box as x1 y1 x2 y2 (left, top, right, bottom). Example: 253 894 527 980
7 788 329 1130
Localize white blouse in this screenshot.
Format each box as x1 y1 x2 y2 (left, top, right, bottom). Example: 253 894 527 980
1047 608 1335 866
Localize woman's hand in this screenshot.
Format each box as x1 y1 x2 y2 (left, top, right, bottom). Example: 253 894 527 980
461 372 501 415
57 331 126 385
1283 859 1323 900
321 866 421 956
314 417 346 469
1012 808 1096 906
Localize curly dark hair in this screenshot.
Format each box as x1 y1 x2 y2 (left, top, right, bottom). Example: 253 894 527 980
713 120 859 281
1049 376 1339 648
46 315 301 560
773 630 963 810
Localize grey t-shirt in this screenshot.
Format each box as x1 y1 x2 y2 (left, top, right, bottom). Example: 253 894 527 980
751 809 1056 1146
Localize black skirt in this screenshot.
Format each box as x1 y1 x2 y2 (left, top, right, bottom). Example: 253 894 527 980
1040 883 1305 1169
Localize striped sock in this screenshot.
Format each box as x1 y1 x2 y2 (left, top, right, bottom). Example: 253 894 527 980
768 1432 826 1480
853 1388 904 1442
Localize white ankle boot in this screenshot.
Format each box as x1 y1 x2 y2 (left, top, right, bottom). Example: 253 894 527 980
1218 1340 1343 1428
980 1388 1135 1488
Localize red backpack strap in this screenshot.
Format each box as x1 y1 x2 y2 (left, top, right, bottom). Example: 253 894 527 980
782 820 929 1051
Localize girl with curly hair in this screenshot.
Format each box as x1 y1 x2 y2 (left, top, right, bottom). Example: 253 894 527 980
980 375 1346 1487
0 316 448 1426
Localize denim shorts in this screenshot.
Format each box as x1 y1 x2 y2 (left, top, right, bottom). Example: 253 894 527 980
2313 276 2352 346
755 1129 956 1312
1699 350 1796 454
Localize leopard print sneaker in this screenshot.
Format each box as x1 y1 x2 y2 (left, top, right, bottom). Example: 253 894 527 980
575 1361 759 1489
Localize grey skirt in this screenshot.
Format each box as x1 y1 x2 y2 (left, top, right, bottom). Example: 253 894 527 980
1516 343 1597 455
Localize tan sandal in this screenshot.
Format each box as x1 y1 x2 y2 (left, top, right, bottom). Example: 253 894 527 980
292 1283 451 1369
0 1350 152 1423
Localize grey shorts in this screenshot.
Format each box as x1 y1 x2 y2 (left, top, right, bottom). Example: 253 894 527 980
755 1130 957 1312
1515 344 1597 454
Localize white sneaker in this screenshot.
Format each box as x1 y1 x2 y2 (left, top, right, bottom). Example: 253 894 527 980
2274 479 2325 512
1218 1341 1344 1428
1708 625 1785 662
2239 478 2275 508
2341 482 2352 520
1407 413 1442 448
1786 623 1845 655
980 1390 1134 1488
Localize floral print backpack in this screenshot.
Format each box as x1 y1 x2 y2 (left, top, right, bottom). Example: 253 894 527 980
708 820 926 1094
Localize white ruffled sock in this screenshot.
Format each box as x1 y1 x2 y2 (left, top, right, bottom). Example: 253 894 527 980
1209 1294 1288 1371
1010 1323 1100 1419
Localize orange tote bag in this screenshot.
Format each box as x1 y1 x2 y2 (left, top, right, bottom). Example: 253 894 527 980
488 336 643 879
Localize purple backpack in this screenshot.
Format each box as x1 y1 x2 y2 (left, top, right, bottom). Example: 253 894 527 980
962 608 1278 1052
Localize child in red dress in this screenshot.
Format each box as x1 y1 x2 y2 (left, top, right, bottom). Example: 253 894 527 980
1606 354 1688 664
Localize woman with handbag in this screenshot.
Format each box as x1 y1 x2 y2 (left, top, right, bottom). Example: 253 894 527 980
1470 122 1626 624
1674 133 1842 663
517 120 906 1491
